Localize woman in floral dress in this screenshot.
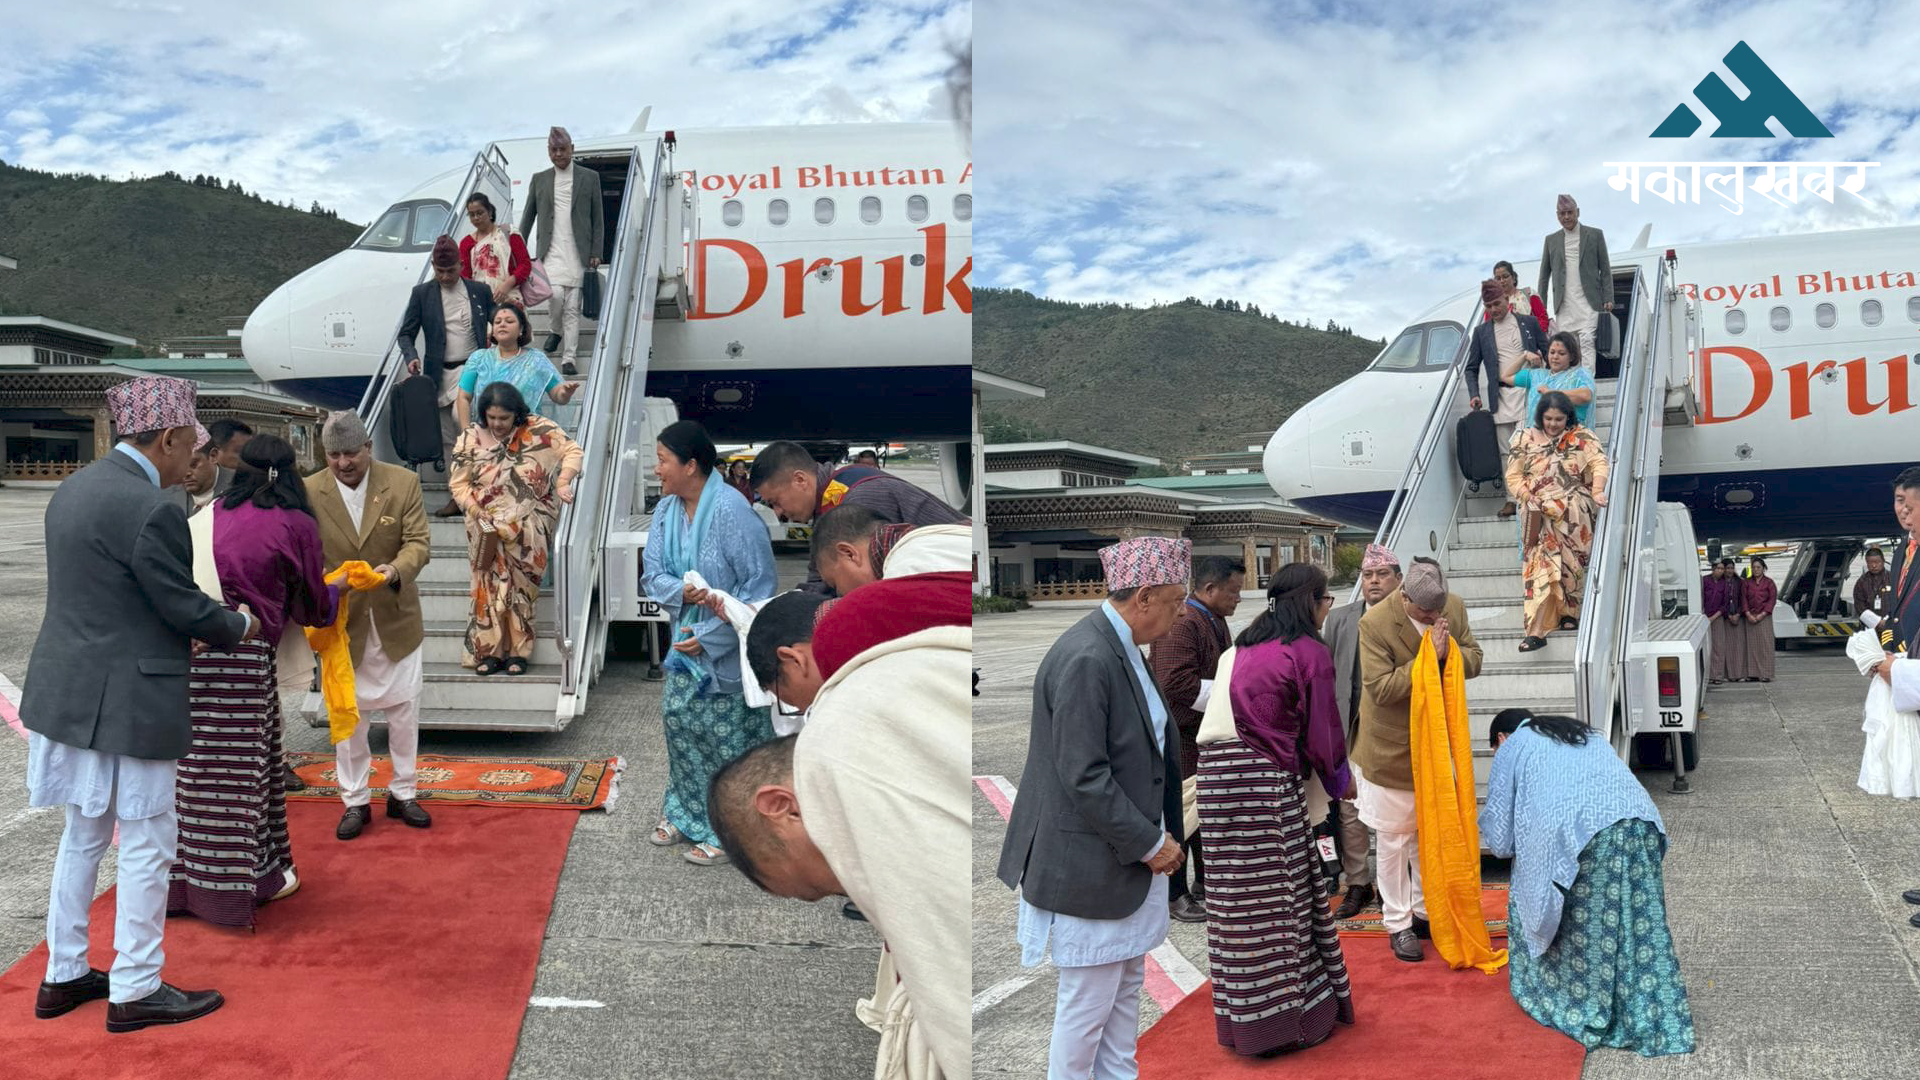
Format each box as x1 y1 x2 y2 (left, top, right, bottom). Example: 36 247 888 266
1504 391 1610 652
447 382 582 676
458 191 530 306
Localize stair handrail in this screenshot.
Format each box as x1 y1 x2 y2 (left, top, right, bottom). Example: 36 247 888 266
552 140 663 700
1572 263 1662 736
355 146 510 439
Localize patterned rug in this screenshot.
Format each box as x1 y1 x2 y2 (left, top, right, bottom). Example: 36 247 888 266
1330 881 1509 938
284 752 623 811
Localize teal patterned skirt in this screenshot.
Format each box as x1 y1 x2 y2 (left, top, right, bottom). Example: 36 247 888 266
1508 818 1696 1057
661 669 775 847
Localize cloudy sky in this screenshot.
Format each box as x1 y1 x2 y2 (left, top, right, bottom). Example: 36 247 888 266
975 0 1920 340
0 0 969 223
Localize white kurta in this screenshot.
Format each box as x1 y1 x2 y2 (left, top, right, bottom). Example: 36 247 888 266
334 473 423 706
1556 227 1598 340
545 166 583 287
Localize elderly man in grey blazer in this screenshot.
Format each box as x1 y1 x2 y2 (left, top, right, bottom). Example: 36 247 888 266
1321 543 1402 920
22 376 257 1032
1536 194 1614 369
998 536 1190 1080
518 126 604 376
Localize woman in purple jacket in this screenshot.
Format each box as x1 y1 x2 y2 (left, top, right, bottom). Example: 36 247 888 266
168 434 339 927
1196 562 1355 1057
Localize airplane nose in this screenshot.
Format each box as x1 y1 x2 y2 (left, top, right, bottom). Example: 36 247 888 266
1264 408 1314 501
242 283 293 378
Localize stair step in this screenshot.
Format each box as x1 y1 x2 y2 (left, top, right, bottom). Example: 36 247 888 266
1448 545 1524 572
418 582 555 624
418 621 562 666
1465 669 1580 702
313 707 567 733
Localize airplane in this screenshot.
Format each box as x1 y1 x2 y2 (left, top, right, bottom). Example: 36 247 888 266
240 120 973 445
1264 223 1920 545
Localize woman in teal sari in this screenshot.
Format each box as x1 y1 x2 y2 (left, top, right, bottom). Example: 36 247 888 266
641 419 778 865
1501 331 1596 429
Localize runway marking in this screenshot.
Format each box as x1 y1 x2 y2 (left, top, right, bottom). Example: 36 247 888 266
973 774 1204 1016
971 973 1038 1014
529 996 606 1008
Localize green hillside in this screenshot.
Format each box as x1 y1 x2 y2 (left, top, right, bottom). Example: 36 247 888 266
0 161 363 346
974 288 1385 464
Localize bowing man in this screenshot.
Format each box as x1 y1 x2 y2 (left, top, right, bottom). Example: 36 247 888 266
23 376 258 1031
996 536 1190 1080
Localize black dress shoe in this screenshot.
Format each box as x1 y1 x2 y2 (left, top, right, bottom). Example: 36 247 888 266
386 793 431 828
1903 887 1920 905
1333 884 1376 921
842 901 867 922
1389 928 1424 962
105 983 224 1033
1911 909 1920 929
337 804 371 840
1169 894 1209 923
1411 915 1431 939
35 969 108 1019
283 762 307 792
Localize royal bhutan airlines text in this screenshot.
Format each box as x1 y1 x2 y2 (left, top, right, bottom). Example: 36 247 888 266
690 225 970 320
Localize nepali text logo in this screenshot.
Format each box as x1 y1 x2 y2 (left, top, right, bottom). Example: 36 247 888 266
1651 41 1831 138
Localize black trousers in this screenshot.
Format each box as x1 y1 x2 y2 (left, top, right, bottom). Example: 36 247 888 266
1169 829 1207 900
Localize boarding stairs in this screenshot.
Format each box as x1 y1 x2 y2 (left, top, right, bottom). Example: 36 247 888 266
1365 253 1695 791
324 138 695 733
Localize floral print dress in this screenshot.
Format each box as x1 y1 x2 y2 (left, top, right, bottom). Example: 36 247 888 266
1504 426 1610 632
447 416 582 663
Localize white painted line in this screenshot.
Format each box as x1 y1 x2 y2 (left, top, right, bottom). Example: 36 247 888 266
528 996 606 1008
971 973 1038 1014
1148 940 1207 997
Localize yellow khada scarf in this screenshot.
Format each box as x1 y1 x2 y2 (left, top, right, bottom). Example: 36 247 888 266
303 561 391 745
1410 632 1509 974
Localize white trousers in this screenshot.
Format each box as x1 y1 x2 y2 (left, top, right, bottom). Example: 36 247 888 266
335 698 420 806
547 284 583 368
46 797 177 1002
1374 826 1428 933
1049 954 1146 1080
437 364 464 468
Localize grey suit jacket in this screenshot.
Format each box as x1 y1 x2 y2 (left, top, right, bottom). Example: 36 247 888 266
21 452 250 760
1537 224 1611 316
518 164 605 265
1324 599 1364 746
996 609 1185 920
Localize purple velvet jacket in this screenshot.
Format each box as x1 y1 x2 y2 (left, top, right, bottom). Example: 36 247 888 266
1228 635 1352 798
211 501 339 645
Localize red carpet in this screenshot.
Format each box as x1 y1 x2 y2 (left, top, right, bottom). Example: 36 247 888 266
1138 927 1586 1079
0 800 576 1079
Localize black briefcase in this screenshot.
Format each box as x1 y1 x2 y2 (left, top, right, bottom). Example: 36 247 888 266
582 265 603 321
388 374 444 470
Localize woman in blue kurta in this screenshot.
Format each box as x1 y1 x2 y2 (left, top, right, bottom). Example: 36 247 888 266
1479 710 1695 1057
641 420 778 865
1500 330 1596 429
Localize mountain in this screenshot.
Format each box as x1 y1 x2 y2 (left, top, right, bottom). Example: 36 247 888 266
0 161 363 347
973 288 1385 464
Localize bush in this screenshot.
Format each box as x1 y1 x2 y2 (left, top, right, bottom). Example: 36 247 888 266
1331 541 1365 587
973 594 1031 615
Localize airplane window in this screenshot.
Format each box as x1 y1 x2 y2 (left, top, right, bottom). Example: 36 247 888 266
722 200 744 227
906 194 928 223
1910 296 1920 324
1423 325 1464 367
860 196 882 224
1725 309 1746 335
1769 306 1790 332
954 194 973 221
1369 327 1426 370
1815 302 1836 329
768 198 789 226
356 206 411 251
814 197 835 225
408 203 450 247
1862 299 1884 327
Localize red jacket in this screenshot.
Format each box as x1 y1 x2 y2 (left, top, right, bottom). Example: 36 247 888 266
459 230 531 286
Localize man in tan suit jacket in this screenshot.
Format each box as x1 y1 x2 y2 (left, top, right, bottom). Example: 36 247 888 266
1350 557 1482 962
305 411 434 840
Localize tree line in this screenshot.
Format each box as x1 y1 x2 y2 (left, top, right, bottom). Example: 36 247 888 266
979 286 1382 342
0 159 345 220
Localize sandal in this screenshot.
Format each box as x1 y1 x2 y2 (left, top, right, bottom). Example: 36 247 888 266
1518 636 1548 652
475 657 503 676
650 820 684 847
1559 616 1579 631
684 843 729 866
504 656 529 676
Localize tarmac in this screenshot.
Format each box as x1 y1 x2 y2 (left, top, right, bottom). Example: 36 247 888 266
972 599 1920 1080
0 482 881 1079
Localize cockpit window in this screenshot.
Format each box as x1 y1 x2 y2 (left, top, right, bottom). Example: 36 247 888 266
1368 321 1465 372
353 200 454 253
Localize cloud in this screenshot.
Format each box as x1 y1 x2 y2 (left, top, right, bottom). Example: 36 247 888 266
0 0 970 222
974 0 1920 338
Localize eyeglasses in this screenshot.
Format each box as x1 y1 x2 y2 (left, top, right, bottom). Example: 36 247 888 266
1316 594 1335 604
